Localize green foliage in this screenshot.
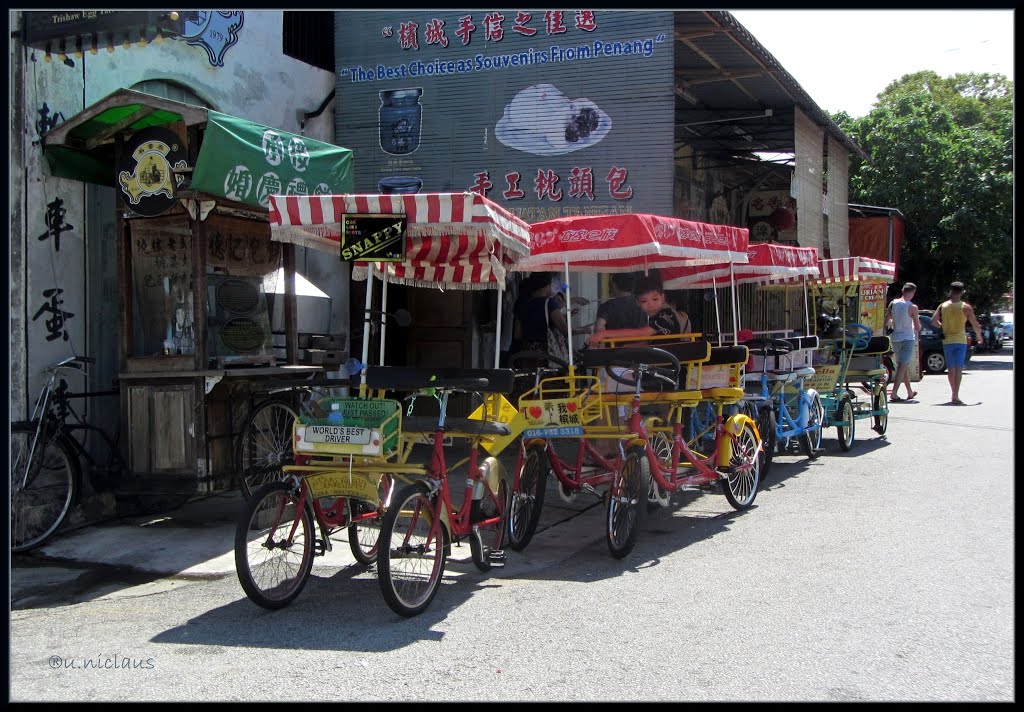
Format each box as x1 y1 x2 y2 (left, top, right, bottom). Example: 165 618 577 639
834 71 1013 313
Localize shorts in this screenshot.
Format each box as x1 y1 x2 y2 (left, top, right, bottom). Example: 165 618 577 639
893 338 915 365
943 342 968 369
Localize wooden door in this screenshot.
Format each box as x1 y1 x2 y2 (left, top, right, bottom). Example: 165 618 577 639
406 288 473 368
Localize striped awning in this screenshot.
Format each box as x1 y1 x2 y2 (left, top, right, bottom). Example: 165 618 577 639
814 256 896 284
518 212 749 273
662 243 820 289
268 192 532 289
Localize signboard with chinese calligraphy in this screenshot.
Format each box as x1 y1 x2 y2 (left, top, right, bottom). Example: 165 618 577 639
334 10 674 221
340 214 408 262
190 111 353 210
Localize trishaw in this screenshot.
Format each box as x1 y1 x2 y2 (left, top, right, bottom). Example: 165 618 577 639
506 213 760 558
808 256 896 451
663 243 824 476
234 191 531 617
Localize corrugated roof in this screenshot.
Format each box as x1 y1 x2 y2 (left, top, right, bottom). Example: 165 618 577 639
674 11 868 162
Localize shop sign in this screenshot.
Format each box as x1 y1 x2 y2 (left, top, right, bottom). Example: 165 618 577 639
22 11 183 50
340 214 407 262
116 126 188 217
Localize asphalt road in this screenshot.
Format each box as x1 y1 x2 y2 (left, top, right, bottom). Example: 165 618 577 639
9 346 1015 702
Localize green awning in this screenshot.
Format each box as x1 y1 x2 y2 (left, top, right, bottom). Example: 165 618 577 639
191 111 353 210
41 88 353 203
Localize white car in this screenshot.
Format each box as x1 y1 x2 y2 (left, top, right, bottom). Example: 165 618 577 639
992 312 1014 340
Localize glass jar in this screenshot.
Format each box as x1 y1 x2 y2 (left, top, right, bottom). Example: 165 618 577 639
379 88 423 155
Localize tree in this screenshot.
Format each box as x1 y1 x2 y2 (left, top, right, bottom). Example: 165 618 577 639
834 71 1013 313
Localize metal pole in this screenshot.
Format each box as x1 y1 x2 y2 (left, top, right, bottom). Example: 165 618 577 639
563 259 574 372
360 264 374 396
712 276 722 346
730 261 739 344
379 271 388 366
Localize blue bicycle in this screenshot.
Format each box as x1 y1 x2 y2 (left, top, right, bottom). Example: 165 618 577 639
742 337 823 476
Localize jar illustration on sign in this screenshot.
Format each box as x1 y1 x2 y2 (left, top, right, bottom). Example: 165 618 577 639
379 88 423 155
377 176 422 194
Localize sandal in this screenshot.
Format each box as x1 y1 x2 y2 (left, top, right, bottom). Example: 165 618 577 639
889 394 903 402
908 391 918 400
952 398 966 405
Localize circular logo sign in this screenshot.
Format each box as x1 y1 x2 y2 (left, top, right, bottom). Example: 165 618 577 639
116 126 189 217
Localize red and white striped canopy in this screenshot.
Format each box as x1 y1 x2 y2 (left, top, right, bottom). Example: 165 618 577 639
517 213 749 273
267 192 531 289
814 256 896 284
661 243 820 289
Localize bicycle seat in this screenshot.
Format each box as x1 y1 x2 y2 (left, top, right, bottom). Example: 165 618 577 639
365 366 515 393
402 416 512 436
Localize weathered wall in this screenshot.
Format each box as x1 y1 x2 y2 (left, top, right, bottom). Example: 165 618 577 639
11 11 345 423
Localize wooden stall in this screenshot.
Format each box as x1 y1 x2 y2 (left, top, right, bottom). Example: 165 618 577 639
41 88 354 495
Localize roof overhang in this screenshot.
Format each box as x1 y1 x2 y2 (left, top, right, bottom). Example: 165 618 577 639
41 88 210 187
674 11 868 163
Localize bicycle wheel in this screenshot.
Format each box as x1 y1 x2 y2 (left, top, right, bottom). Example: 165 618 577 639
470 476 510 572
378 482 447 617
606 446 650 559
721 421 761 511
506 443 550 552
237 398 298 500
11 422 81 553
347 474 393 566
836 395 856 452
646 426 674 510
235 481 314 609
872 388 889 435
755 405 776 478
800 393 824 460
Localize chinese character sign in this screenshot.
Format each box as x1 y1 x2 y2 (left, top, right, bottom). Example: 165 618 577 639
335 10 674 219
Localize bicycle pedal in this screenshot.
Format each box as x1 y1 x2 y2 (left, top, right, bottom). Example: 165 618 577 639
313 539 328 556
488 549 507 567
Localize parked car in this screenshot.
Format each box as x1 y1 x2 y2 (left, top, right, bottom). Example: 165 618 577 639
918 314 975 374
991 312 1013 340
968 315 1004 352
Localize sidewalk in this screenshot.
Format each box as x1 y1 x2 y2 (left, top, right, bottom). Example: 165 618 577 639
15 442 601 580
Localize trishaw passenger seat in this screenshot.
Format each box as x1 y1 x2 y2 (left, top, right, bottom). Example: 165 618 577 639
853 336 892 355
365 365 516 393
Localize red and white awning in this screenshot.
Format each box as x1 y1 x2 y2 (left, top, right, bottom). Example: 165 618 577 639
814 256 896 284
662 243 820 289
267 192 531 289
518 213 749 272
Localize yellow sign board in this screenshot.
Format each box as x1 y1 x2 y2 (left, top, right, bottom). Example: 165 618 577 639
468 394 526 455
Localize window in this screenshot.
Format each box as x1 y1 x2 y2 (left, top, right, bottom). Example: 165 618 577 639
283 11 334 72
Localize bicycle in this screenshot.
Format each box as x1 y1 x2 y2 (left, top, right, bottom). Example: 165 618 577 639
235 374 352 500
742 337 823 476
11 355 125 552
234 365 516 617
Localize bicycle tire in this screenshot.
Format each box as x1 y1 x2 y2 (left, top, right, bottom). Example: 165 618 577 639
607 446 650 559
11 422 81 553
506 443 550 552
836 395 856 452
755 405 776 478
234 481 314 609
237 398 298 500
800 393 824 460
721 420 761 510
377 482 447 617
469 476 510 572
347 474 394 566
872 388 889 436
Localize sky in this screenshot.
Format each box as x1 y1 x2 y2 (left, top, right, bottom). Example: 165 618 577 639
729 10 1015 117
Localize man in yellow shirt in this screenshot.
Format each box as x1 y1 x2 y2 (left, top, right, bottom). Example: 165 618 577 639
931 281 984 405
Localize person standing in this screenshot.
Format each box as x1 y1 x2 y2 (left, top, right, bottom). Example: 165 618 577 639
884 282 922 402
931 281 984 405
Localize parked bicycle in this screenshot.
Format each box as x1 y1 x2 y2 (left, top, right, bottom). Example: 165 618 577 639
11 355 125 552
